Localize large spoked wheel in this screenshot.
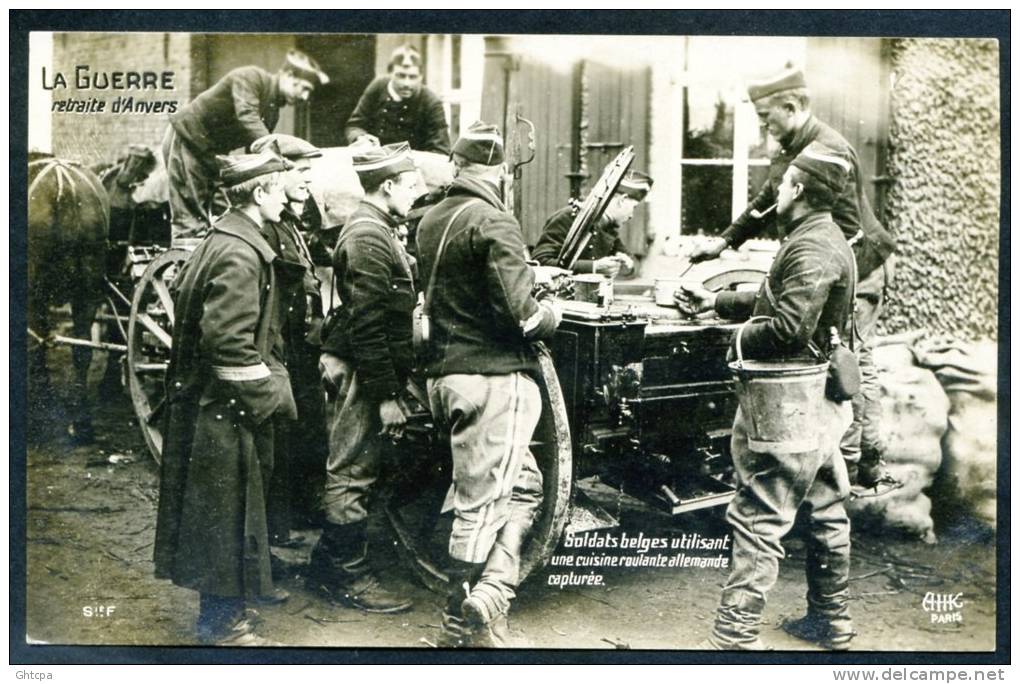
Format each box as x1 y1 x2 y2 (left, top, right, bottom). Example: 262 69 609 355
383 344 573 593
126 249 188 464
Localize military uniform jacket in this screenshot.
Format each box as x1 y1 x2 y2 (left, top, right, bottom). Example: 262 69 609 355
416 177 554 379
321 202 417 402
264 204 325 348
720 115 895 279
345 76 451 155
154 209 303 598
531 205 627 272
170 66 284 157
716 211 855 361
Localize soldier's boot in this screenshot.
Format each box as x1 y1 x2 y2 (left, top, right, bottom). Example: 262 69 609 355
857 445 897 490
708 594 772 651
435 560 484 648
461 520 533 649
785 544 856 651
306 521 413 614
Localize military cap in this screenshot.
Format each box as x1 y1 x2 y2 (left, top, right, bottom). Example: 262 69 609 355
282 49 330 87
218 148 292 187
746 67 807 102
790 141 851 195
352 141 418 188
617 170 654 201
250 133 322 160
452 121 505 166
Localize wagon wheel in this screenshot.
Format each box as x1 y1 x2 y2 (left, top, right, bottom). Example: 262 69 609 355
383 343 573 593
126 249 188 464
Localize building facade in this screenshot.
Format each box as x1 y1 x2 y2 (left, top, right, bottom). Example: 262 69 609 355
43 33 1000 340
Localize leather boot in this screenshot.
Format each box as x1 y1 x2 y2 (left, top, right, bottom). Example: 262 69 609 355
435 559 483 648
795 542 855 650
461 520 534 648
710 594 771 650
307 521 413 614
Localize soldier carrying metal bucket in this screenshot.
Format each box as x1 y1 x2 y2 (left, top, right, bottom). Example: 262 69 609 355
675 141 859 651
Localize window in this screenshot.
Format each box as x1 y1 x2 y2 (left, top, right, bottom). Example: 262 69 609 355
425 35 485 140
676 37 807 237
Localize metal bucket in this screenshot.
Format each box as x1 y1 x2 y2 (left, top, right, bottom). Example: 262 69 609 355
728 317 829 454
572 274 614 307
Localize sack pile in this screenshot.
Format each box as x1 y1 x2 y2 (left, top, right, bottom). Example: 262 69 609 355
913 338 997 530
847 342 949 543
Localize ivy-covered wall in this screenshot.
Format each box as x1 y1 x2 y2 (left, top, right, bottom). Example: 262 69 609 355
882 38 1000 340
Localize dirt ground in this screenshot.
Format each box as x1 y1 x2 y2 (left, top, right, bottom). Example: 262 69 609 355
21 346 998 653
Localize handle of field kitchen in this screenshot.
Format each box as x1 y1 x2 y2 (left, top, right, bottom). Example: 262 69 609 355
734 316 772 369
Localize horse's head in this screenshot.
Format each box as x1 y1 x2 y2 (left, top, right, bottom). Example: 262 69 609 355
104 145 160 209
115 145 158 189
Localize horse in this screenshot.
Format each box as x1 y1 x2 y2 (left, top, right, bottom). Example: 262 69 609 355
27 147 163 444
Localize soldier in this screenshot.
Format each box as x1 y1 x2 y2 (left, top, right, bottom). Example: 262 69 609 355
162 50 329 243
676 142 858 651
154 149 302 646
688 68 896 492
531 170 653 278
306 143 421 614
416 122 561 647
249 134 329 547
345 45 451 155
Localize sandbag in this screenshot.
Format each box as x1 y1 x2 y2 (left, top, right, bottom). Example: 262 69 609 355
307 147 455 229
847 343 949 542
913 338 997 530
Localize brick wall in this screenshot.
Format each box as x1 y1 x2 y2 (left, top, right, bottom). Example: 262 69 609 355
50 32 193 165
882 38 1000 340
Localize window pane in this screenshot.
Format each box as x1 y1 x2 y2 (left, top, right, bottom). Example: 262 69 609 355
682 37 807 160
681 165 732 235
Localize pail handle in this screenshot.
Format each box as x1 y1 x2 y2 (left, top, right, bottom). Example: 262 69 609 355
733 315 773 370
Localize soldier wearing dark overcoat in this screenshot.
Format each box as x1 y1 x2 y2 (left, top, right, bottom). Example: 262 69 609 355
249 134 329 545
153 150 304 646
162 50 328 242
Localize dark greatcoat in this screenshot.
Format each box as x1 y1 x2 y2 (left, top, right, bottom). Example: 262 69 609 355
530 205 627 273
262 204 328 535
153 209 303 599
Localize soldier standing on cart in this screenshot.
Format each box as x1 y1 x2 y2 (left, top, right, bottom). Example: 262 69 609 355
687 68 897 493
531 170 653 278
154 149 301 646
416 122 561 648
677 142 858 651
249 134 329 549
306 142 421 614
162 50 329 244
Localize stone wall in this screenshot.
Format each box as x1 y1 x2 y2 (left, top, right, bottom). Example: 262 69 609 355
50 32 193 165
882 38 1000 340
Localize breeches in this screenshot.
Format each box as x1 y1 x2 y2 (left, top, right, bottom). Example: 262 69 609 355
427 372 544 565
